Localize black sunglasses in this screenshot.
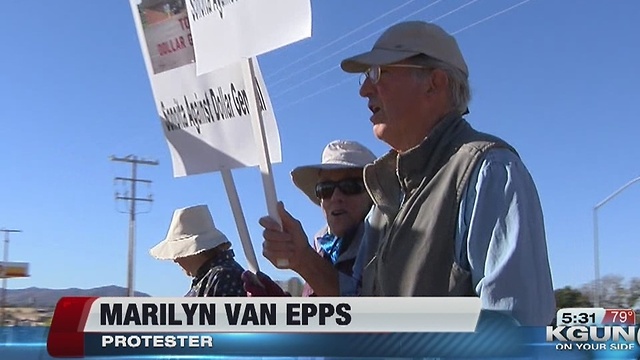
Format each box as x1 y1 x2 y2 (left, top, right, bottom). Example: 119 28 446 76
315 178 366 200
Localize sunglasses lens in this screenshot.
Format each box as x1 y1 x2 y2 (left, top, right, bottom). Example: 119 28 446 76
315 182 335 199
338 179 365 195
315 178 365 200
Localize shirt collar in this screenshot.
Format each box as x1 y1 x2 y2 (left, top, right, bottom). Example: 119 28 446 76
190 249 235 287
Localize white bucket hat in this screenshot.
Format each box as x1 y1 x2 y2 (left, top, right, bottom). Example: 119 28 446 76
149 205 229 260
291 140 377 206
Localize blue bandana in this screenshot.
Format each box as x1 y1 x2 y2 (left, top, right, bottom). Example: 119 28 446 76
317 233 342 265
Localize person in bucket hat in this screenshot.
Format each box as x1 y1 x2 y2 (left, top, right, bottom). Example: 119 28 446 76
336 21 555 326
150 204 246 297
244 140 376 297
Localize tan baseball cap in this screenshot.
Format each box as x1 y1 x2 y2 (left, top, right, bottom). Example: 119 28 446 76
341 21 468 77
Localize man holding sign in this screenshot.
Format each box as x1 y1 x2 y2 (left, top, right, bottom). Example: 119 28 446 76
258 21 555 327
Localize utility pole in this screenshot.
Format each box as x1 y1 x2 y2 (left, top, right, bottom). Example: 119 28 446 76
110 155 158 297
0 228 21 326
592 175 640 307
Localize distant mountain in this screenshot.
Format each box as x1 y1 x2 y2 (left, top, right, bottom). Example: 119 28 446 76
5 286 151 308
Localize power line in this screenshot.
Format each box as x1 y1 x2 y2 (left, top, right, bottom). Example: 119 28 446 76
423 0 482 23
273 65 340 100
0 228 21 327
452 0 532 35
111 155 158 297
275 0 531 111
268 0 445 89
278 76 355 112
266 0 419 80
272 0 480 100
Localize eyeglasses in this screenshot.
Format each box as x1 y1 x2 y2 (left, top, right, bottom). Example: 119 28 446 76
359 64 428 85
315 178 366 200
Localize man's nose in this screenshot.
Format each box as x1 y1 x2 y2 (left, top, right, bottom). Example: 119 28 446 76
359 76 374 98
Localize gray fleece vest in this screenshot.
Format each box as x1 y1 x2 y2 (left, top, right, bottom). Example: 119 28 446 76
361 114 517 296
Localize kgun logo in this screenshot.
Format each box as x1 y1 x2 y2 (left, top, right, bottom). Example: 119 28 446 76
547 326 639 351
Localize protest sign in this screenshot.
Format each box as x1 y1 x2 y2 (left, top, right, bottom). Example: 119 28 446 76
129 0 283 272
184 0 311 269
130 0 281 177
186 0 312 75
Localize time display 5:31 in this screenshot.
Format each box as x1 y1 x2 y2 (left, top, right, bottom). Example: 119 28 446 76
556 308 604 326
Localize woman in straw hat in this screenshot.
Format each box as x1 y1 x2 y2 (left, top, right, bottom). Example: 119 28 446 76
244 140 376 296
150 204 246 297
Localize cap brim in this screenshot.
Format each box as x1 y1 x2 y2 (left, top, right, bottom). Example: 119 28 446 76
291 164 364 206
341 48 421 73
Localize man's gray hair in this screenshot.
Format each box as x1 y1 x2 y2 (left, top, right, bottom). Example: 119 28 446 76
407 54 471 114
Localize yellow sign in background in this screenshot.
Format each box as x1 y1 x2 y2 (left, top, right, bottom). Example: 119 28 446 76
0 261 29 278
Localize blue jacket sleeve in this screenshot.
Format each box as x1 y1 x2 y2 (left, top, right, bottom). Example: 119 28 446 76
455 148 556 326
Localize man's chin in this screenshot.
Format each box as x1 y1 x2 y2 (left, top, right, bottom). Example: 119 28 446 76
373 124 390 143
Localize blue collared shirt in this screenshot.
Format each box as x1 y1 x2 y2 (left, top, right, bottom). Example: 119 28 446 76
340 148 556 326
455 148 555 326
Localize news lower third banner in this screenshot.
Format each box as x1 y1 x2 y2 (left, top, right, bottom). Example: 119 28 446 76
2 297 635 359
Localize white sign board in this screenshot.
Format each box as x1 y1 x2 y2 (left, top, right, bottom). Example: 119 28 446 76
186 0 312 75
129 0 281 177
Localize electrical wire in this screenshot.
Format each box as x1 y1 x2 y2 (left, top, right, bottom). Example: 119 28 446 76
275 0 534 111
266 0 419 80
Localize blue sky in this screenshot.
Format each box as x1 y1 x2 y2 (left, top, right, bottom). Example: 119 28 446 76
1 0 639 297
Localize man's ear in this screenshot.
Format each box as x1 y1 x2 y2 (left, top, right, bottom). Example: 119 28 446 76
427 68 449 94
